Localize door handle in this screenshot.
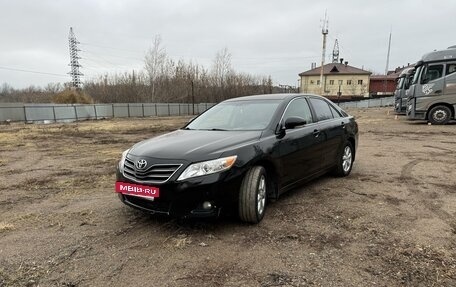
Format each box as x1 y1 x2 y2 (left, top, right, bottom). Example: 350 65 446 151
435 90 442 94
313 129 320 137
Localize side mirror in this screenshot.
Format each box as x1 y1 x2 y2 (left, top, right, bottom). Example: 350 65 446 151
284 116 307 129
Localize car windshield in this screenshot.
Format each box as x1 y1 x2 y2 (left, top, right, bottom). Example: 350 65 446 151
186 100 281 131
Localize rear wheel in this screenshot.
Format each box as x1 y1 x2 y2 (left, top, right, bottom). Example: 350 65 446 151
238 166 267 224
333 142 354 177
428 105 451 125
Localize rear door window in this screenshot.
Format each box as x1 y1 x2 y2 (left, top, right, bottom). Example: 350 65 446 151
329 105 342 118
309 98 334 121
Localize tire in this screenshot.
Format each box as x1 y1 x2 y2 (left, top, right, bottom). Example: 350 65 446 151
428 105 452 125
238 166 267 224
333 142 354 177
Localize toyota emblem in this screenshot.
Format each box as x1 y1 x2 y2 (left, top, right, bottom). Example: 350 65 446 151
135 159 148 170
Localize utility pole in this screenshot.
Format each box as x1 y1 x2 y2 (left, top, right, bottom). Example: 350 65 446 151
68 27 83 89
191 80 195 115
320 11 329 96
383 30 392 94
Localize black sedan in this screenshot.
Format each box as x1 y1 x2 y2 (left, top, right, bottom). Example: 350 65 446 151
115 94 358 223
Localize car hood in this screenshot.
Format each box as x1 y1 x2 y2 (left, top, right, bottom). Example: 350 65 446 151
129 129 262 160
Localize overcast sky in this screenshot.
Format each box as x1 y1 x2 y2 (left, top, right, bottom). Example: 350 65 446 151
1 0 456 89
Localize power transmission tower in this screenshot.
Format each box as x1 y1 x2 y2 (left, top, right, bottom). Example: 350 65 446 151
320 11 328 95
332 39 340 63
68 27 83 89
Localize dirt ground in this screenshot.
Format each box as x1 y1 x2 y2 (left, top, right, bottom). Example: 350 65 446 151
0 108 455 287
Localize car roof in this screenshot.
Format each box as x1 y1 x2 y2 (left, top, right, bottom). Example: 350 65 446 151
224 93 323 102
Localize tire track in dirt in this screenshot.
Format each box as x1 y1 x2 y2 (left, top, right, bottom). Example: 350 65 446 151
400 159 423 186
400 158 454 230
423 144 456 154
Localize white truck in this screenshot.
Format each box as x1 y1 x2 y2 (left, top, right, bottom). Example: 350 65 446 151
406 46 456 124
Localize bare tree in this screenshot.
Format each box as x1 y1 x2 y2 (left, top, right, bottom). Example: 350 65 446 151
212 47 232 83
44 82 63 94
212 47 233 101
144 35 167 102
0 83 13 99
1 41 277 104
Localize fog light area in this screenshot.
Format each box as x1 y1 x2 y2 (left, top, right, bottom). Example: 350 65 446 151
202 201 213 210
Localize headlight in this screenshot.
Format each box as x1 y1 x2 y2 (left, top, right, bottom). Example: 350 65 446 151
119 149 130 172
177 155 237 181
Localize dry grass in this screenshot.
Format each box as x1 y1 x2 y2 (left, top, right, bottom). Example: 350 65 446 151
173 234 193 249
53 89 93 104
0 222 14 232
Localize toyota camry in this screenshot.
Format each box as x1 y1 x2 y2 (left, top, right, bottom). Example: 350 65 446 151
115 94 358 223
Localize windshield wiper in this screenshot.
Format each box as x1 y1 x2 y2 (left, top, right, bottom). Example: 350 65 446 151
207 128 227 131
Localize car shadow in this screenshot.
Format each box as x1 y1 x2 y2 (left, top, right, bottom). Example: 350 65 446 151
407 120 456 126
268 174 335 206
121 203 251 233
119 173 337 234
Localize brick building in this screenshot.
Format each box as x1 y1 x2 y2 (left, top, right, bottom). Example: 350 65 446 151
369 66 413 97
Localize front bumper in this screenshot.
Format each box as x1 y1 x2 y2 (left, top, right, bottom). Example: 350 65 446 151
116 167 244 218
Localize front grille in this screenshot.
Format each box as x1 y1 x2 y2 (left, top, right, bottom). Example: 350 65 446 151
123 157 182 184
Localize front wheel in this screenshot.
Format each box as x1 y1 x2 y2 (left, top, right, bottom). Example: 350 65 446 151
333 142 354 177
238 166 267 224
428 105 452 125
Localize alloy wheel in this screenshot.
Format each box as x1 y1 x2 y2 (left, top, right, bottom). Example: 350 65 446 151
257 175 266 215
342 146 352 173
